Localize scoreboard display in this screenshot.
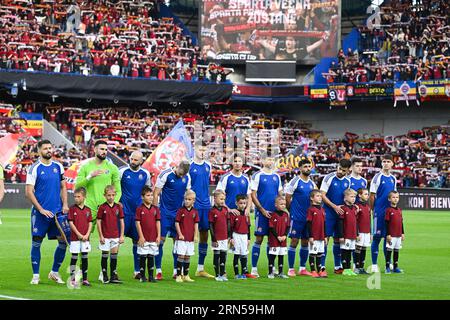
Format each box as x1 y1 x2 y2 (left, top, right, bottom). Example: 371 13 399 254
200 0 341 63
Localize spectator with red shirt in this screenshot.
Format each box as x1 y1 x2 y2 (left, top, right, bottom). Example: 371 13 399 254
174 190 199 283
385 191 405 274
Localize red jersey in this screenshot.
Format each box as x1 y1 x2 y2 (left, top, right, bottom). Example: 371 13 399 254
97 203 124 238
339 204 358 239
175 207 199 241
385 206 403 237
356 202 371 233
229 211 250 235
208 206 229 241
306 205 326 240
135 204 160 242
268 211 290 247
68 205 92 241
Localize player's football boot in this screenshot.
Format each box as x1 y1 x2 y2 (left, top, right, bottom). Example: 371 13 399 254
342 269 353 276
334 268 344 274
220 275 229 282
319 270 328 278
140 276 148 283
175 275 184 283
149 277 157 283
134 272 142 280
250 270 260 278
156 272 163 280
277 274 289 279
172 273 177 280
298 269 312 276
244 273 257 279
311 271 320 278
393 268 403 274
48 271 65 284
101 275 110 284
30 275 40 285
182 275 195 282
371 264 379 273
353 268 361 274
267 274 275 279
215 276 224 282
82 280 91 287
110 274 123 284
287 269 296 277
385 267 392 274
358 268 369 275
195 270 215 278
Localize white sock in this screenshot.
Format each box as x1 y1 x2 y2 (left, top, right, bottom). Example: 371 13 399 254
251 267 258 273
156 268 162 274
173 268 177 275
33 274 39 278
197 264 204 272
299 267 305 271
288 268 294 272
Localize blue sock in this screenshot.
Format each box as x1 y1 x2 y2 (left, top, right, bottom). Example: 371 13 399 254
133 243 139 273
371 236 381 265
321 244 327 267
288 247 296 269
383 238 390 263
333 243 341 269
155 240 164 269
198 243 208 266
51 241 67 273
251 243 261 268
173 251 178 270
31 239 42 274
300 246 309 268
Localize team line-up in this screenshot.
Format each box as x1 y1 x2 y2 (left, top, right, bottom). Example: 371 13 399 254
26 140 404 286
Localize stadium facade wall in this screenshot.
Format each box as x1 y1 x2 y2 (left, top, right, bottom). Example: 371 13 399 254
2 184 449 211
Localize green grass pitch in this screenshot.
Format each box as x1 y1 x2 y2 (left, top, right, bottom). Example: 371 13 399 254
0 209 449 300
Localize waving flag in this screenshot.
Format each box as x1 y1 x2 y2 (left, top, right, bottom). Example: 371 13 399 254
0 133 27 171
143 120 193 183
64 157 93 191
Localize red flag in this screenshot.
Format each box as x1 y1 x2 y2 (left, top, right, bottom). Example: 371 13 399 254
143 120 193 184
0 133 27 170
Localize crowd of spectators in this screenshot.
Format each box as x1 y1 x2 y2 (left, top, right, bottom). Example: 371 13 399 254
0 0 231 82
325 0 449 83
1 102 447 189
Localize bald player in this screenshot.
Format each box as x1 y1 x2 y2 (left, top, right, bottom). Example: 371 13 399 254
119 151 152 279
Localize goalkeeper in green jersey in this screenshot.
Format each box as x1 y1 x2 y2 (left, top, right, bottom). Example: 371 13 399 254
75 140 122 229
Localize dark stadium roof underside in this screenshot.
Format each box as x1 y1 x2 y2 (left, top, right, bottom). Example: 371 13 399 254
0 71 232 105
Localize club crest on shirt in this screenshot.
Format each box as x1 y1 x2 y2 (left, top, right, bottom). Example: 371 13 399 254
53 168 58 173
257 227 262 232
138 174 143 180
273 176 277 181
182 177 186 183
241 179 245 184
192 213 196 218
115 210 119 216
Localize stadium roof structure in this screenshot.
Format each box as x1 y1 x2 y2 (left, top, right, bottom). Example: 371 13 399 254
0 70 233 105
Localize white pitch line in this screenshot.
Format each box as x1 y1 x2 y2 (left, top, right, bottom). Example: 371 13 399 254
0 294 31 300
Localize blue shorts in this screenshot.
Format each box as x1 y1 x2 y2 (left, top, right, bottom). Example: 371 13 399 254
288 219 309 239
123 214 138 240
197 208 210 232
325 217 341 238
373 213 387 237
254 211 269 236
161 215 176 238
31 208 62 240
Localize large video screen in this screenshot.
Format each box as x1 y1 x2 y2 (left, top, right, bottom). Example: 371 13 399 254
200 0 341 63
